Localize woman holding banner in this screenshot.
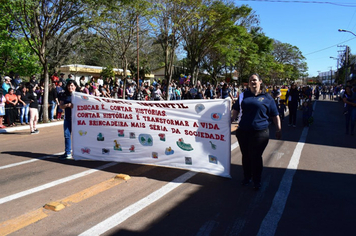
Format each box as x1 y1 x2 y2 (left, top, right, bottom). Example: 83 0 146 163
59 80 79 160
231 74 281 190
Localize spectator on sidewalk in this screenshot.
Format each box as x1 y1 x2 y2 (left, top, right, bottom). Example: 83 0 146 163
5 88 18 127
17 85 31 125
29 75 38 88
12 74 22 90
0 90 5 128
48 83 59 121
100 83 111 98
56 81 65 121
2 76 12 94
59 73 66 89
51 72 59 86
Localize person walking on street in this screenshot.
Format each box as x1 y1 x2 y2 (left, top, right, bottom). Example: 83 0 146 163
343 86 356 135
271 85 281 105
286 83 300 127
59 80 79 159
231 74 281 190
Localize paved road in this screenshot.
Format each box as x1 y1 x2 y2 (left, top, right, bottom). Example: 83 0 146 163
0 98 355 236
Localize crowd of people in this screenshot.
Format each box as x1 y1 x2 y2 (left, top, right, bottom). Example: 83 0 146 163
1 72 356 135
74 75 239 101
0 73 242 131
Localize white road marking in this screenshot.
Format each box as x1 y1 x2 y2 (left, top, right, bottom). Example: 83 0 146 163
257 101 317 236
79 171 197 236
0 153 63 170
79 142 240 236
231 141 239 150
0 162 117 205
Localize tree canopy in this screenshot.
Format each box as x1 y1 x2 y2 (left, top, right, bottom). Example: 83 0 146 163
2 0 309 91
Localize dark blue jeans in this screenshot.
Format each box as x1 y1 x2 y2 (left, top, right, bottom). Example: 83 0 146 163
236 128 269 184
63 118 72 155
288 102 298 126
20 104 29 124
50 100 56 120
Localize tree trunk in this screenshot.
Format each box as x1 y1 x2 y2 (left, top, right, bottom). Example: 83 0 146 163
42 62 49 122
122 57 127 99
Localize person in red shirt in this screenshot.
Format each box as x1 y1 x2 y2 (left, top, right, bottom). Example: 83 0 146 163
5 88 18 127
51 72 59 86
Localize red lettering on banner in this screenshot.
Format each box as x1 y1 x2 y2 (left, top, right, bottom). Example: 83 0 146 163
200 122 220 130
77 113 100 118
184 130 225 141
131 122 146 128
137 102 188 109
110 106 132 112
77 120 86 125
149 124 168 131
171 128 181 134
88 120 129 127
78 105 99 110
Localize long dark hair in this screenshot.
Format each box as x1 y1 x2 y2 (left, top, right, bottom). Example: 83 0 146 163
64 79 80 96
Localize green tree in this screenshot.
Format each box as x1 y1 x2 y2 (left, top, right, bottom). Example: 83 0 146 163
271 40 308 82
9 0 90 122
180 1 252 85
0 2 40 78
100 65 115 78
148 0 189 98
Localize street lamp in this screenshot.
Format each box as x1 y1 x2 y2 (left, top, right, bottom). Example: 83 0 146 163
337 29 355 85
338 29 356 37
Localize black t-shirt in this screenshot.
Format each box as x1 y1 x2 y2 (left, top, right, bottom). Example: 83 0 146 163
28 91 39 108
48 88 58 102
17 90 31 104
60 93 72 120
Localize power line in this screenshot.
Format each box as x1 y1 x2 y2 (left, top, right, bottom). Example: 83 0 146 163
304 37 356 56
236 0 356 7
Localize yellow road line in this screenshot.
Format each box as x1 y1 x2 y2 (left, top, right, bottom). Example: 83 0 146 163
59 175 129 207
0 208 48 236
0 174 130 235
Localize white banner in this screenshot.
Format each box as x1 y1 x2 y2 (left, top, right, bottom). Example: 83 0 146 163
72 93 231 178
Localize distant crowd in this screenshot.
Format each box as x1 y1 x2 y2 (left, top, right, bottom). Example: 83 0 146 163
1 72 354 131
0 73 242 128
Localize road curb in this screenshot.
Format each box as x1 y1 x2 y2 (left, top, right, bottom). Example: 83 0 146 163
0 121 63 134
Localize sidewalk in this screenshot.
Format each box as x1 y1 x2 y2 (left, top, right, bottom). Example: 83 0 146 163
0 120 63 134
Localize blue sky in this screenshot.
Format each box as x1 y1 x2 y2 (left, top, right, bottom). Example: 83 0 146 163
234 0 356 77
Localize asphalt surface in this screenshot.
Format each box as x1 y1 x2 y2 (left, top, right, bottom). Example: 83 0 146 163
0 97 355 236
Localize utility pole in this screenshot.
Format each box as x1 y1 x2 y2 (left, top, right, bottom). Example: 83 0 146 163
338 45 349 86
345 46 349 86
137 15 139 86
